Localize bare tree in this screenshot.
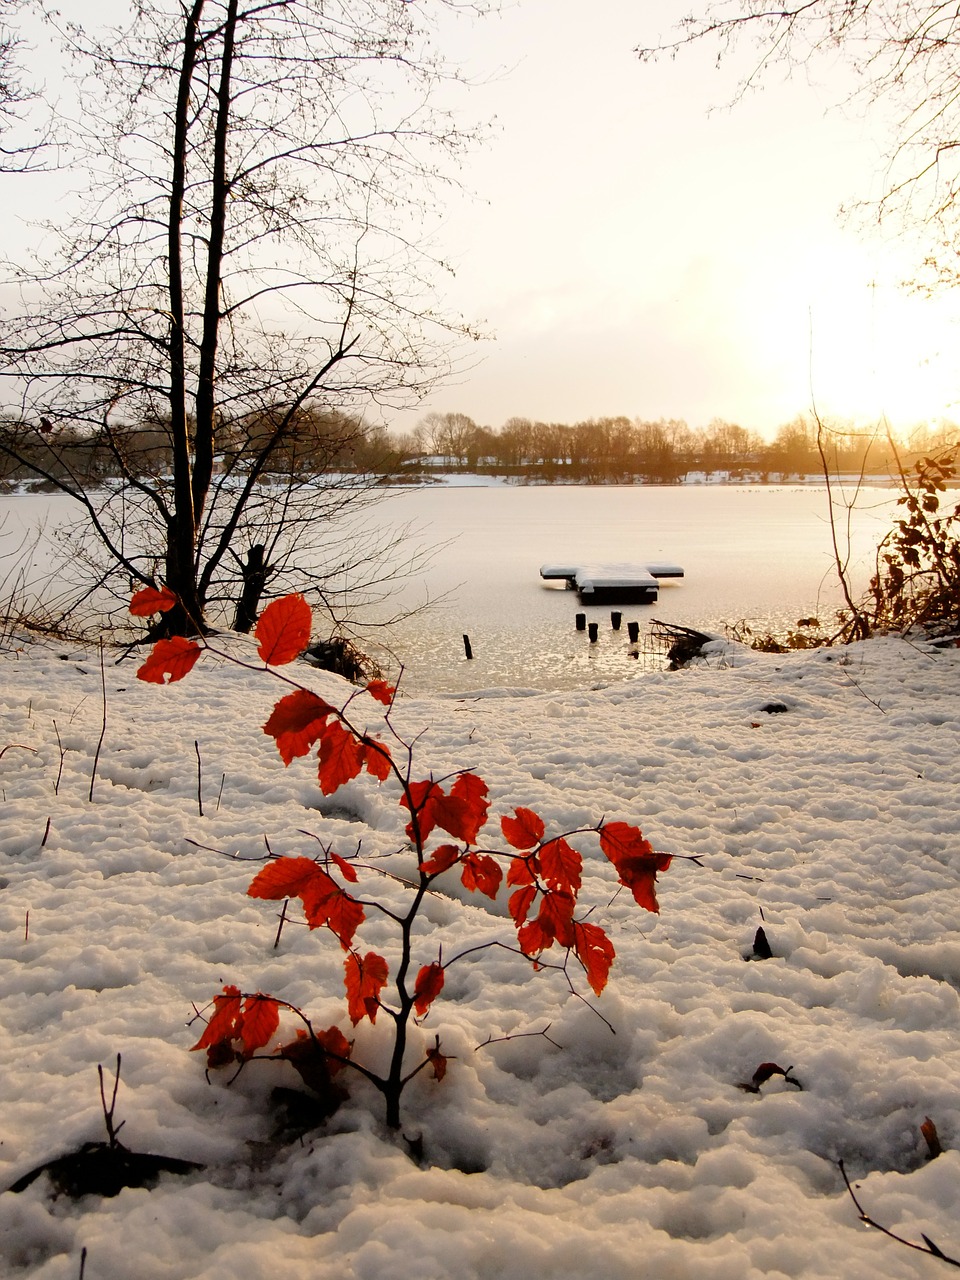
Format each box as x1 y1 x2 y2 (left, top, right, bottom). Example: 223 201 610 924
0 0 489 636
638 1 960 279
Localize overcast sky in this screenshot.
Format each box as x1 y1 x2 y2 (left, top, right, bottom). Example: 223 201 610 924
398 0 960 439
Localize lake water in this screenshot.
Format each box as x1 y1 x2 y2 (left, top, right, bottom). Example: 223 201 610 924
0 483 899 695
355 483 898 694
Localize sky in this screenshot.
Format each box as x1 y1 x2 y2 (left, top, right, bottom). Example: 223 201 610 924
397 0 960 439
8 0 960 442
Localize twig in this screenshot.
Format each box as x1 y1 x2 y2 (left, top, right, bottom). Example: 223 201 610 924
52 720 64 794
183 837 241 858
475 1023 563 1052
40 817 50 847
838 1159 960 1267
273 899 289 949
78 1249 87 1280
194 740 203 817
0 743 36 759
98 1054 125 1148
23 910 28 942
89 639 107 802
215 772 225 812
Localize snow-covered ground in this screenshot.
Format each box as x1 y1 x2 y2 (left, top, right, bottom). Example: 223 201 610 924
1 630 960 1278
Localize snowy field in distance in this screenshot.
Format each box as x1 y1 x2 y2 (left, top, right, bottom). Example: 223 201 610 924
1 630 960 1278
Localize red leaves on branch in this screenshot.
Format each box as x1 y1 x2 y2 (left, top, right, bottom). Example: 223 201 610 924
345 950 389 1025
255 593 312 665
262 689 335 764
599 821 672 913
191 986 280 1066
262 690 392 788
129 585 177 616
132 586 677 1128
137 636 203 684
247 856 364 950
413 961 445 1016
401 772 489 844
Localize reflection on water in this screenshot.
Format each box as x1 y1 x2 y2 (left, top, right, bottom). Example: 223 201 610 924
359 484 897 694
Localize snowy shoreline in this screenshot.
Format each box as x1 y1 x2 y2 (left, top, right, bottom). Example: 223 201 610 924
1 633 959 1278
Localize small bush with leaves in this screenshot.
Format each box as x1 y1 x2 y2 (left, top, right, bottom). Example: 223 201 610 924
839 443 960 640
132 589 672 1131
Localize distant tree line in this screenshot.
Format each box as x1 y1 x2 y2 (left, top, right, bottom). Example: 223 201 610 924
396 412 960 482
4 407 956 491
0 409 408 490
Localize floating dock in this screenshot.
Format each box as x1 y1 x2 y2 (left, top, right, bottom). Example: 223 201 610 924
540 561 684 605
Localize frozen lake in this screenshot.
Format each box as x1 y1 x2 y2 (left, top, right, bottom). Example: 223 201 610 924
358 482 897 693
0 482 899 694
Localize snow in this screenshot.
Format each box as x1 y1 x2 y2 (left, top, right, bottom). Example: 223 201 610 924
2 630 960 1278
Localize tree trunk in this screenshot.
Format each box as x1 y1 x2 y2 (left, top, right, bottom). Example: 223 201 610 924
233 544 268 632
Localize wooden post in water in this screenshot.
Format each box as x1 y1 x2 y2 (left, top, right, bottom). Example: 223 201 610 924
575 613 586 631
463 634 473 660
588 622 599 642
611 611 622 630
627 621 640 643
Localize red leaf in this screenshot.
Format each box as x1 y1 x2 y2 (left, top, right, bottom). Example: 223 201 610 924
248 856 329 904
330 852 358 883
501 807 545 850
599 821 672 913
262 689 334 765
508 883 537 927
344 951 389 1025
137 636 203 684
599 820 655 864
362 737 392 782
506 854 539 887
573 921 615 996
444 772 489 844
413 961 445 1016
419 843 461 876
129 585 177 616
460 851 503 900
255 594 312 665
537 889 575 947
322 890 366 952
315 1025 354 1074
517 915 554 957
191 985 242 1053
402 779 439 842
237 994 280 1056
366 679 396 706
539 837 582 894
317 720 365 795
426 1042 448 1082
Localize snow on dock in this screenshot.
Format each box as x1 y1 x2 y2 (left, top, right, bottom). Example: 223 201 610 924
539 561 684 604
